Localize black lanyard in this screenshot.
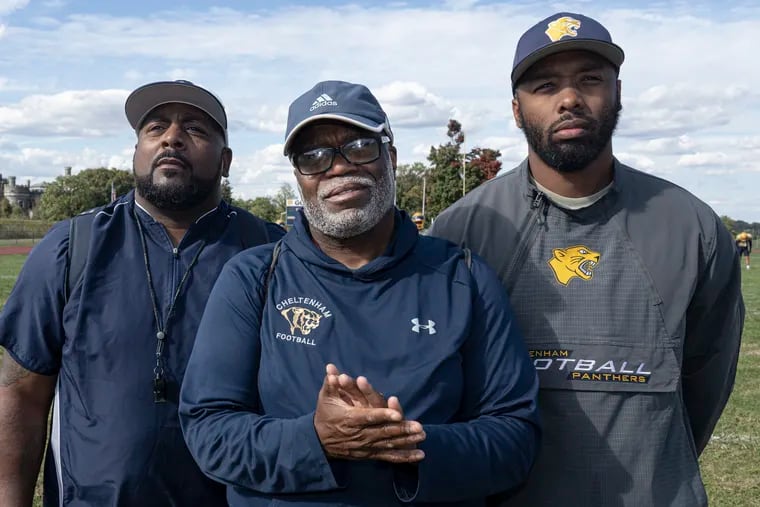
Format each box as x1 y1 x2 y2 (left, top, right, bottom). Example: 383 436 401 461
134 208 207 403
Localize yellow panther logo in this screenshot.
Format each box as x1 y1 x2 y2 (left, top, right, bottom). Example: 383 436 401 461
548 245 600 286
545 16 581 42
280 307 322 335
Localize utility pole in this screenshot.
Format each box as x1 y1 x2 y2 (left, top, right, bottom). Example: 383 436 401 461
462 152 466 197
422 174 427 217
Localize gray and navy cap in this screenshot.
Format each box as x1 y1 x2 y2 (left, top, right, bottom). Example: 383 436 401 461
511 13 625 88
125 80 228 145
283 80 393 156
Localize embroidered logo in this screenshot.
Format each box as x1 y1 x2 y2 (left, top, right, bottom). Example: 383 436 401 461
280 307 322 335
411 318 436 335
310 93 337 111
274 297 332 347
545 16 581 42
548 245 600 286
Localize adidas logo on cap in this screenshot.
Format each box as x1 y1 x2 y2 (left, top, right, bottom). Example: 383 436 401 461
309 93 337 111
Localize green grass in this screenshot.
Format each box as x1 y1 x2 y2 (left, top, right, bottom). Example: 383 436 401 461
699 263 760 505
0 238 37 246
0 255 43 505
0 256 758 505
0 255 28 301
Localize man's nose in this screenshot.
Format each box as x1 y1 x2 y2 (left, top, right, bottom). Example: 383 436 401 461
557 86 586 114
160 123 186 149
325 150 359 176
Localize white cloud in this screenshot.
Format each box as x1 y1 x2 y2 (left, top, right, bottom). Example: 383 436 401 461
0 89 127 137
628 135 697 154
677 152 731 167
0 0 29 16
615 152 657 172
230 144 296 199
0 145 132 180
0 2 759 220
375 81 452 128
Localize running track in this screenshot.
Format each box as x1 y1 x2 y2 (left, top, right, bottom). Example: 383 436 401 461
0 245 33 255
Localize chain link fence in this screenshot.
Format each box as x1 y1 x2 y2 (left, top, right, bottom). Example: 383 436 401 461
0 219 54 245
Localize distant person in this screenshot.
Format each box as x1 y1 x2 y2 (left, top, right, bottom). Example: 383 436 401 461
179 80 541 506
430 12 744 507
0 80 283 506
736 231 752 269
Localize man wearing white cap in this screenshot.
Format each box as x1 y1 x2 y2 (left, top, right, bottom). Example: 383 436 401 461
0 80 283 506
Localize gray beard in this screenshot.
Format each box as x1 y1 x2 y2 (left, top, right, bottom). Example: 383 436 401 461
300 169 395 239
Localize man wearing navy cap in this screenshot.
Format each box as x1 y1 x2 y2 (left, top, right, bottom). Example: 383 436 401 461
0 80 283 506
179 80 541 505
430 12 743 506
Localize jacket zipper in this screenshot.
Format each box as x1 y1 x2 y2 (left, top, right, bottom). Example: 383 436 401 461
503 190 547 293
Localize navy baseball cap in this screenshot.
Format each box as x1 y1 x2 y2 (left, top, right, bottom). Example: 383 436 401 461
125 80 228 144
511 13 624 88
283 80 393 156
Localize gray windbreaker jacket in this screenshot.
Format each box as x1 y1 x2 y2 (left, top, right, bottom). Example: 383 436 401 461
430 159 744 507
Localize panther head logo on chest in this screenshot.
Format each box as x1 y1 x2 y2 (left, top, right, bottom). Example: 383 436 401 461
548 245 601 286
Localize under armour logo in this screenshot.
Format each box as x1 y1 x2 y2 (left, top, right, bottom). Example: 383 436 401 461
411 318 436 335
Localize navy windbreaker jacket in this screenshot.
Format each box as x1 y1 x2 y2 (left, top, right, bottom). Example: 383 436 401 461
0 191 283 506
180 210 541 506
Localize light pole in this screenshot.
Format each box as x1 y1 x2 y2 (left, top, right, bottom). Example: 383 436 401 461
461 152 466 197
421 174 427 217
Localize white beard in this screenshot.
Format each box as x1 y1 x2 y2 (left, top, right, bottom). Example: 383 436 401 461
299 165 395 239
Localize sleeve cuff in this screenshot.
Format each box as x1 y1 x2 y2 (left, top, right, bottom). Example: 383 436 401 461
291 412 349 490
393 464 420 503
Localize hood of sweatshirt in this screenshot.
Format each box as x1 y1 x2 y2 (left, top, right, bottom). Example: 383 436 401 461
283 207 419 281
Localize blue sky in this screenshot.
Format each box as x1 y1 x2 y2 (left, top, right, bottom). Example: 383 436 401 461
0 0 758 220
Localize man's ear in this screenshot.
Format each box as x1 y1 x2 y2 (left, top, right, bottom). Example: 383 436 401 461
389 145 397 173
220 147 232 178
512 96 523 129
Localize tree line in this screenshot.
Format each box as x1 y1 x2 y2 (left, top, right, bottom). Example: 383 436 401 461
13 119 504 224
721 216 759 239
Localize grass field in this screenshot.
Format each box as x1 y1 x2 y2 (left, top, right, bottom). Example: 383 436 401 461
0 238 38 247
0 255 758 505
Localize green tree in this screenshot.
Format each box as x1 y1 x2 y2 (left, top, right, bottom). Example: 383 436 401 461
0 198 12 218
426 119 466 220
36 168 134 221
221 178 233 202
395 162 428 216
247 196 281 223
721 215 737 236
271 183 297 217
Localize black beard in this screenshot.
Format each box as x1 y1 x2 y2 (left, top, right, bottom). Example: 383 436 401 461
521 100 621 173
133 150 221 211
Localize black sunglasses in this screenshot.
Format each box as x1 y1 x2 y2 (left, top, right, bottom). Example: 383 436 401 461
291 135 391 175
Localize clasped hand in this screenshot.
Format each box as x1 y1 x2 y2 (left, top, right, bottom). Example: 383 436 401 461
314 363 426 464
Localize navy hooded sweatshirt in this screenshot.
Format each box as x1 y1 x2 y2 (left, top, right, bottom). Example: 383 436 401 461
179 210 540 506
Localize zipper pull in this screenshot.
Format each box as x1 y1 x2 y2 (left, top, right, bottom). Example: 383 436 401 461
172 247 179 258
531 191 545 209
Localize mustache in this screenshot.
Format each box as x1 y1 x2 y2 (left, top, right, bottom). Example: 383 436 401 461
317 176 376 199
151 150 192 171
549 113 596 132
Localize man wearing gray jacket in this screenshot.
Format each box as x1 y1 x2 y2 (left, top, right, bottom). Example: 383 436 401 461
430 12 744 507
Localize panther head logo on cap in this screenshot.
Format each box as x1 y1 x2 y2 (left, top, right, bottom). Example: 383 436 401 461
545 16 582 42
